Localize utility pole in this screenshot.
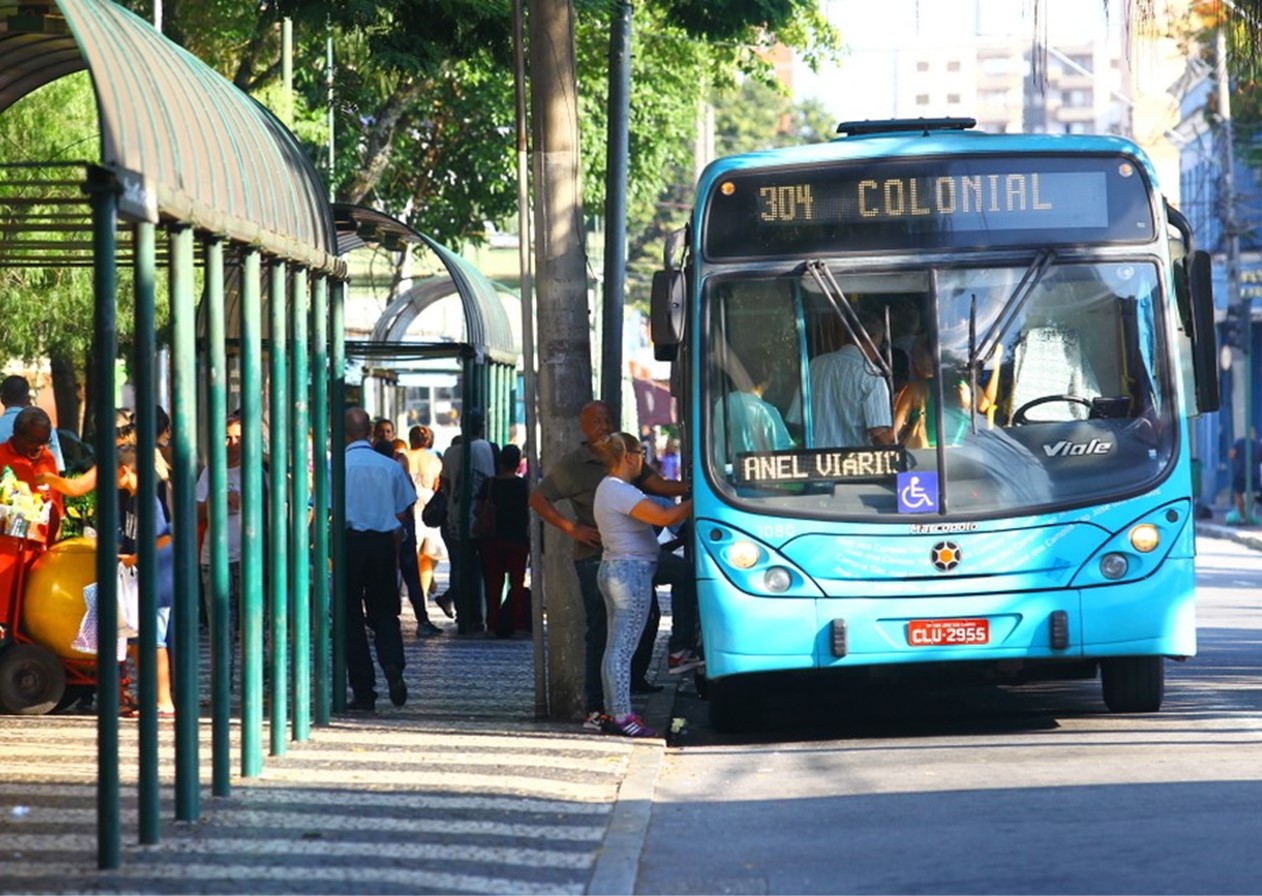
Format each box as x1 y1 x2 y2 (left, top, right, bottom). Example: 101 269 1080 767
601 1 631 426
513 0 547 717
530 0 591 718
1217 23 1255 522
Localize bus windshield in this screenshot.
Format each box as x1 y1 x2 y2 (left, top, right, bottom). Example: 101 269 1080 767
703 259 1176 519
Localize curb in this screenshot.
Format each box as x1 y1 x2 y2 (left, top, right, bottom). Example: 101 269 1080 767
586 655 677 895
1196 521 1262 552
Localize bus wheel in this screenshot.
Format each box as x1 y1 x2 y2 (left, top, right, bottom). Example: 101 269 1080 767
1101 656 1164 713
0 644 67 716
708 677 764 733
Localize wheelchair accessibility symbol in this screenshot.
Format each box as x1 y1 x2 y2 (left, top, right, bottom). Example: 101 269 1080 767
897 472 938 514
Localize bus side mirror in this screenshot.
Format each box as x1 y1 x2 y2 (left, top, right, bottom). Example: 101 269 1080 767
651 269 685 361
1188 250 1221 413
651 226 689 361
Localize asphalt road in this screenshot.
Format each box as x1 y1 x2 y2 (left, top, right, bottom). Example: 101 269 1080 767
637 535 1262 895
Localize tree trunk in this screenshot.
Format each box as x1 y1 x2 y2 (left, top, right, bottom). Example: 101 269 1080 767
342 80 423 204
49 350 81 436
531 0 591 720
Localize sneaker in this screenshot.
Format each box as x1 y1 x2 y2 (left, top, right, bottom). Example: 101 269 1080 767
609 713 657 738
434 592 455 619
582 711 612 732
667 650 704 675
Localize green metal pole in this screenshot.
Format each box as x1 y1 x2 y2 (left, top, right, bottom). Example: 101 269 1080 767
269 260 290 755
497 364 510 444
331 280 347 711
132 221 160 842
290 267 311 742
87 166 120 870
458 354 478 626
239 250 265 777
169 224 200 821
311 277 331 726
1245 298 1255 523
205 238 231 796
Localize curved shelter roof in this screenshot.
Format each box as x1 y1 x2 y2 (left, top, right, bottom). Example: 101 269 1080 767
0 0 343 275
335 205 518 366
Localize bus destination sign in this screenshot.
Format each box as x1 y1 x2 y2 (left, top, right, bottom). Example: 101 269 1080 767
704 154 1155 259
737 447 906 484
754 171 1107 232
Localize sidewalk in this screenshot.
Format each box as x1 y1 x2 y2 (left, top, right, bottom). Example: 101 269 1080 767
0 578 675 895
1195 503 1262 552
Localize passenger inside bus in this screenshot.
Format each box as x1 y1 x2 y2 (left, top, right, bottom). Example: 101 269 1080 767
711 344 794 463
802 305 894 447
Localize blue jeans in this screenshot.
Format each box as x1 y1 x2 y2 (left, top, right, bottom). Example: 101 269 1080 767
576 557 658 713
597 557 656 718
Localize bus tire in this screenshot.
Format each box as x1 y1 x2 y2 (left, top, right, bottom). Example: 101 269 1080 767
708 677 763 733
1100 656 1164 713
0 643 67 716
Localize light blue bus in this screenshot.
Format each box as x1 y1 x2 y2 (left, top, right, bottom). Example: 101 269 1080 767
651 118 1221 729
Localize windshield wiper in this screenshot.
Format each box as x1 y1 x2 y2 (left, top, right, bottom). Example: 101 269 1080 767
973 248 1056 369
803 256 896 396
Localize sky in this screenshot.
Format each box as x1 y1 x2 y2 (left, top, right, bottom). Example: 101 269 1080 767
794 0 1132 123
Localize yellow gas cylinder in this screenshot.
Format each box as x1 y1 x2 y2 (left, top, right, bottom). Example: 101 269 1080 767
20 537 98 660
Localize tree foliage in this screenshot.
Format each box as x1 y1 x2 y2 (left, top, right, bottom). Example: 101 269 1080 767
121 0 837 253
0 72 160 393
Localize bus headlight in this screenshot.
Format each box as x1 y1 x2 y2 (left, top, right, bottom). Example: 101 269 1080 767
1099 552 1129 580
764 567 792 593
727 540 760 569
1129 524 1160 553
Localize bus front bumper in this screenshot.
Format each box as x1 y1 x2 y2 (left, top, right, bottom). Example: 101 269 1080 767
697 557 1196 681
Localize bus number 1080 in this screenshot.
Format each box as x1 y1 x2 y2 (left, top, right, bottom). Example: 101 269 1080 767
758 184 815 223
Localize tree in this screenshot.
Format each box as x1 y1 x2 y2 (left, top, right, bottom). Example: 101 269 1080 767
0 72 155 434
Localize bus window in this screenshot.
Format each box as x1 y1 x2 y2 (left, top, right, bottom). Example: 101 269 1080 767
701 262 1175 518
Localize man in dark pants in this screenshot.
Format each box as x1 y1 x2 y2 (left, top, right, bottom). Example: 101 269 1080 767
343 406 416 711
529 400 690 730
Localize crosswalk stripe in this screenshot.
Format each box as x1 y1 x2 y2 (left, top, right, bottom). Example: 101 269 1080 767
9 810 607 842
1 835 597 869
0 783 615 816
0 863 585 895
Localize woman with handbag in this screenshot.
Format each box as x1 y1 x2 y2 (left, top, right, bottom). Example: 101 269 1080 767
406 426 448 622
116 443 176 716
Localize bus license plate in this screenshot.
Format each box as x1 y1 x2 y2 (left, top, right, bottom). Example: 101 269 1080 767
907 618 989 647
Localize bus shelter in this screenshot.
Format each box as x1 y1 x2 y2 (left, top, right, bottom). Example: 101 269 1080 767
334 205 522 645
0 0 346 867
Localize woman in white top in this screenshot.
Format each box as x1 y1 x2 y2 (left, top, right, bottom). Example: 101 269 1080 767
406 425 447 605
592 432 691 738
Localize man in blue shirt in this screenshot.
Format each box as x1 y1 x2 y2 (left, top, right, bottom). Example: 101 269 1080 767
0 376 65 472
343 406 417 711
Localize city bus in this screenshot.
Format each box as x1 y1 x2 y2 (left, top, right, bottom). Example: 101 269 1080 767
651 118 1221 729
